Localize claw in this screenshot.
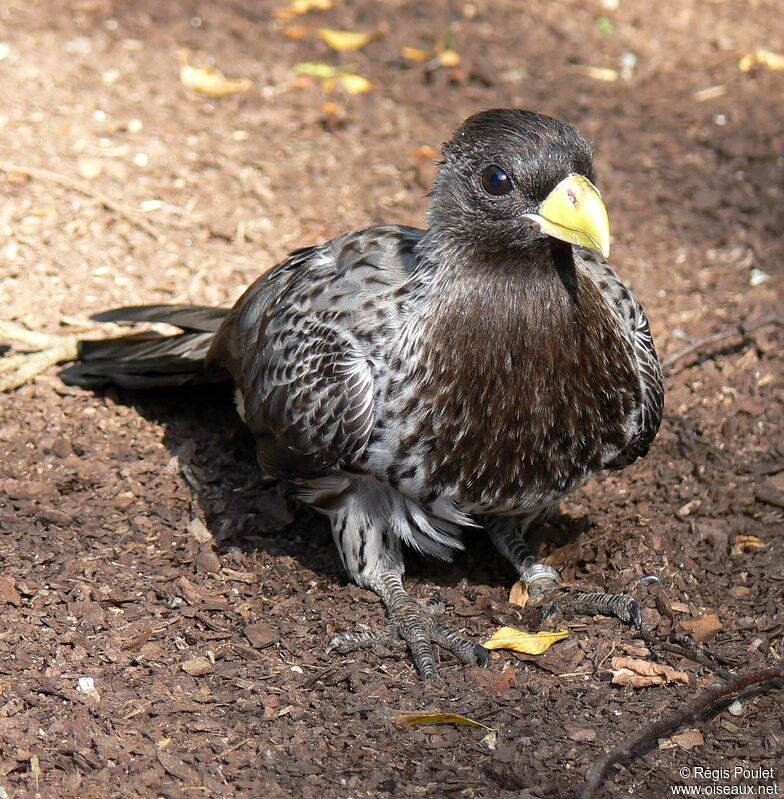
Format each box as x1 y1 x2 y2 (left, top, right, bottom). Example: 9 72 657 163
328 587 488 680
535 584 646 632
0 321 78 391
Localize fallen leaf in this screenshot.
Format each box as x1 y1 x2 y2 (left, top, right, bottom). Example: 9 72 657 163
739 48 784 72
571 63 619 82
316 28 377 51
610 656 689 688
334 72 373 94
293 61 339 79
438 48 460 67
671 728 704 750
179 53 253 97
395 712 494 731
677 613 723 642
731 534 767 555
274 0 332 21
401 46 431 62
483 626 568 654
508 580 529 608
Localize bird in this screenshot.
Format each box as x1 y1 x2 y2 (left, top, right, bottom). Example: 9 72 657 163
0 109 664 680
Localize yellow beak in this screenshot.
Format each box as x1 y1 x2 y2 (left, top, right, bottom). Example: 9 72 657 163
523 174 611 259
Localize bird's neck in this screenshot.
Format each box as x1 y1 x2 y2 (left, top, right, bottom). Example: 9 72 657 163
413 233 582 339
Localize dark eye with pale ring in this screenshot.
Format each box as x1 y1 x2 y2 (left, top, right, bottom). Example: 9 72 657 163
481 165 512 196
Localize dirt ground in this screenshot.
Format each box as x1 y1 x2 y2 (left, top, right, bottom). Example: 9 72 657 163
0 1 782 797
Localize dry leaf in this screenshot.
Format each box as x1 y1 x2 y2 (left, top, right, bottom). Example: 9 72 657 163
611 656 689 688
671 728 704 750
316 28 376 51
284 25 310 41
294 61 339 79
508 580 529 608
571 63 619 82
483 626 568 654
731 534 767 555
401 46 431 62
739 48 784 72
438 49 461 67
395 712 493 731
274 0 332 21
335 72 373 94
179 54 253 97
677 613 723 642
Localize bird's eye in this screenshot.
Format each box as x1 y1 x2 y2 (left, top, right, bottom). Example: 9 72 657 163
481 165 512 196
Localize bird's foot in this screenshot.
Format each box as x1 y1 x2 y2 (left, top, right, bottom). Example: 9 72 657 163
524 567 645 631
0 321 78 391
328 590 489 680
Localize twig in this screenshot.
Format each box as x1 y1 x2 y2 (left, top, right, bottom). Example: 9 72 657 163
662 319 780 375
579 663 784 799
0 160 166 243
637 629 736 681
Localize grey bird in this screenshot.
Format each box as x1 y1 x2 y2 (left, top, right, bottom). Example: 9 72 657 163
1 109 664 680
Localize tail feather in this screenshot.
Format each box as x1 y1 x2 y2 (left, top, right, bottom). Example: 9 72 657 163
59 305 230 389
91 304 228 333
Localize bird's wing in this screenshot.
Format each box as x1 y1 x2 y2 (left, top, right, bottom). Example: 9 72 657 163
208 225 423 479
578 249 664 465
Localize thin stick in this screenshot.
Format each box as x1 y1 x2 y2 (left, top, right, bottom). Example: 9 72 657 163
579 664 784 799
661 319 779 374
0 161 166 243
637 629 736 681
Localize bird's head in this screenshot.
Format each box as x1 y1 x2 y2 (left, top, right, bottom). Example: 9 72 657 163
425 108 610 262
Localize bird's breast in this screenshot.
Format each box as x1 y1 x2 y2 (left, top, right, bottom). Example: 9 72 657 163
385 266 641 511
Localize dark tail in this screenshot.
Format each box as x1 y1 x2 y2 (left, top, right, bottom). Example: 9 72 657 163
59 304 230 389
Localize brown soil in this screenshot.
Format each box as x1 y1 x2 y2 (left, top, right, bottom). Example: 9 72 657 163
1 1 782 797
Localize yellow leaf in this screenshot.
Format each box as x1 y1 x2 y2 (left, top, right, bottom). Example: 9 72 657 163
179 62 253 97
293 63 372 94
293 61 339 79
731 534 767 555
274 0 332 21
401 46 431 62
571 63 619 82
337 72 373 94
483 626 568 654
395 712 494 730
317 28 376 51
739 48 784 71
438 49 461 67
